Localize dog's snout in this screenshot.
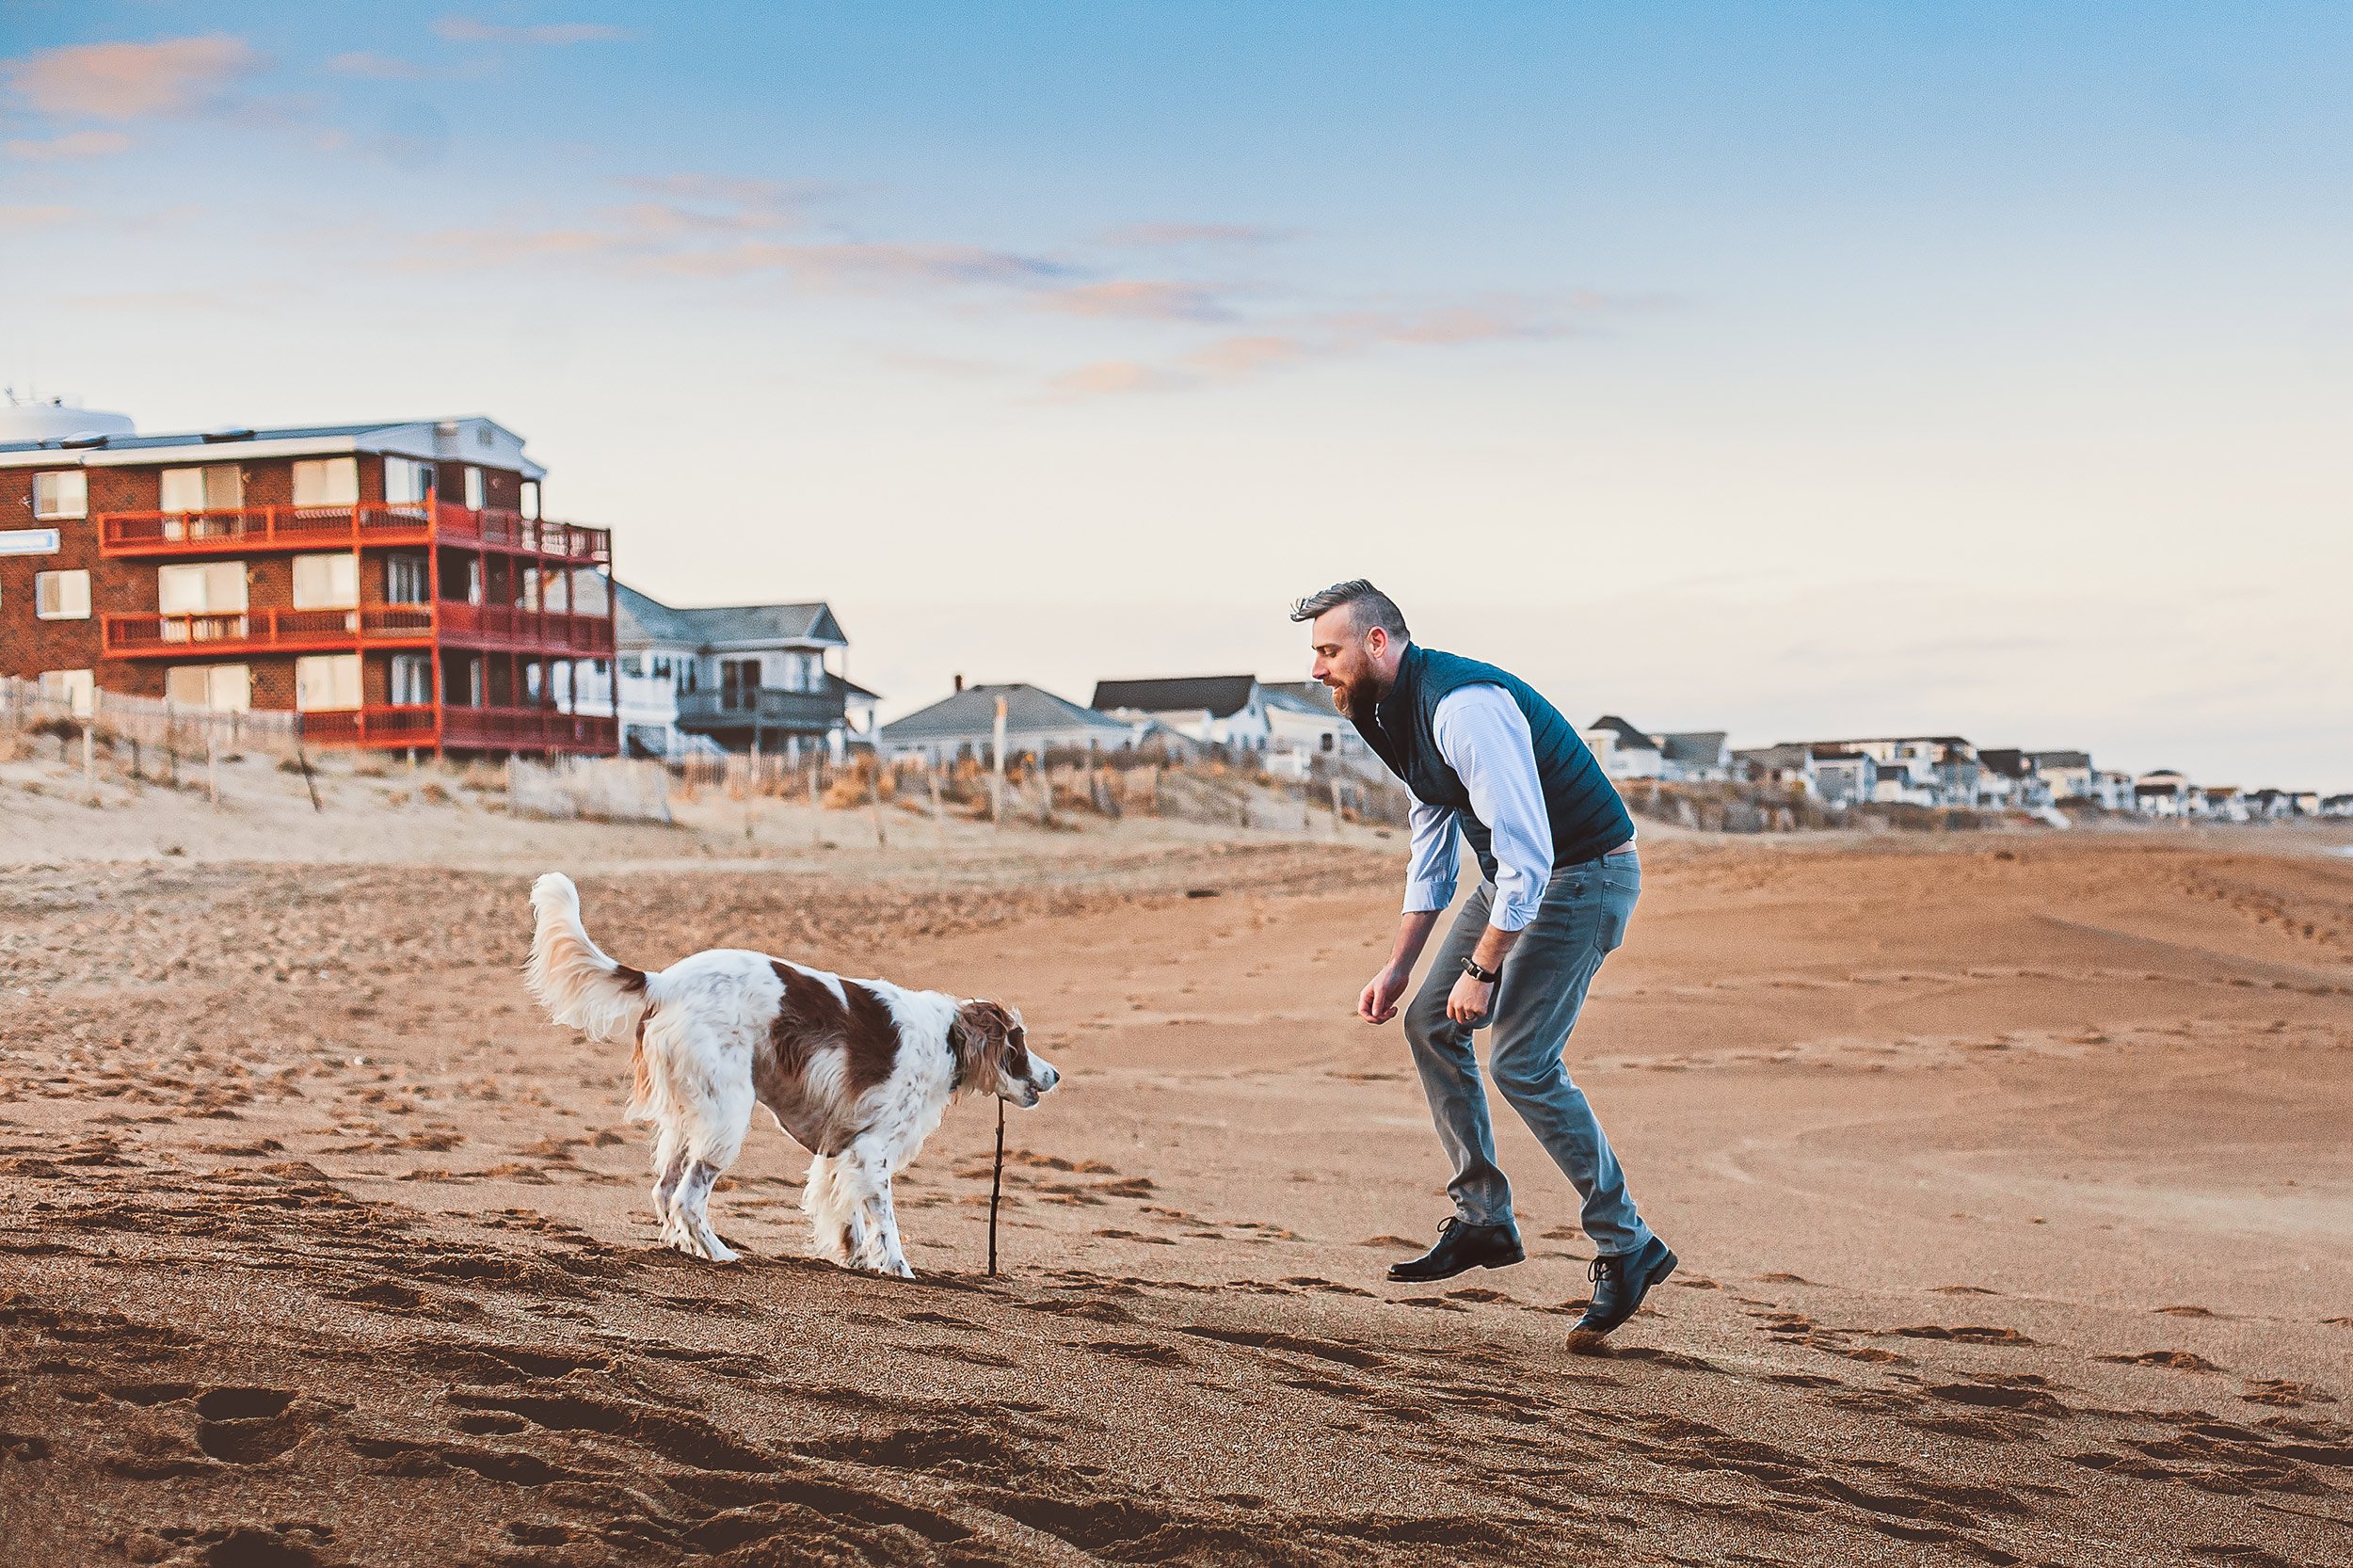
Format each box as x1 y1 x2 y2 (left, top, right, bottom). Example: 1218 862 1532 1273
1031 1059 1060 1096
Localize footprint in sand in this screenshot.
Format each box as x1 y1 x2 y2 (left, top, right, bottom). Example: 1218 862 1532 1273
2100 1350 2227 1373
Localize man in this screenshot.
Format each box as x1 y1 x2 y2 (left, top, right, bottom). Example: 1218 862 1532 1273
1296 578 1675 1343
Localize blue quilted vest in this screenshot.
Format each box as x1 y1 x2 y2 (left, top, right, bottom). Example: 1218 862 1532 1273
1353 644 1633 882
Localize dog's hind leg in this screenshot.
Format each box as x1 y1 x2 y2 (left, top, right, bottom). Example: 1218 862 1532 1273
666 1068 754 1264
800 1155 852 1265
649 1122 686 1230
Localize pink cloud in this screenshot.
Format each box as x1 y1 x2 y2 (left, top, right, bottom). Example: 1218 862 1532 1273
4 35 264 120
1046 360 1190 400
4 129 133 160
404 226 634 268
655 240 1072 291
327 52 433 81
1101 222 1287 248
1041 280 1231 322
433 17 630 45
1184 334 1319 376
0 204 79 228
1324 303 1560 347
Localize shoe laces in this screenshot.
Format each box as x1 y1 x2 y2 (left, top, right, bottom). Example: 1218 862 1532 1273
1588 1255 1618 1285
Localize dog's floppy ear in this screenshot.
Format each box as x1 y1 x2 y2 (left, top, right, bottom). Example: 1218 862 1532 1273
952 999 1008 1075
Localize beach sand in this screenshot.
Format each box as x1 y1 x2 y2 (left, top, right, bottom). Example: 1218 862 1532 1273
1 779 2347 1565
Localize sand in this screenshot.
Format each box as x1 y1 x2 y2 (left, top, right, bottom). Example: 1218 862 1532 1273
1 767 2348 1566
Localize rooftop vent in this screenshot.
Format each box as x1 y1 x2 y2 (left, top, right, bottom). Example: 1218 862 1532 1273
56 431 113 449
201 427 256 442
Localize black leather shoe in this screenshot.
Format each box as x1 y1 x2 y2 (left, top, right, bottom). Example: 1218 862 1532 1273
1387 1218 1524 1283
1569 1235 1678 1342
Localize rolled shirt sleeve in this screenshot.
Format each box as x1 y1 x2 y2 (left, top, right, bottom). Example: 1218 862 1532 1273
1402 797 1460 914
1432 685 1555 931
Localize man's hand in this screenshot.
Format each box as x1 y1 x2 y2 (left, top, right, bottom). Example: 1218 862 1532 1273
1358 964 1411 1025
1446 972 1495 1025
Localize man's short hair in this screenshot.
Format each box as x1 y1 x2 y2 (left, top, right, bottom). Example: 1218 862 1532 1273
1289 579 1409 640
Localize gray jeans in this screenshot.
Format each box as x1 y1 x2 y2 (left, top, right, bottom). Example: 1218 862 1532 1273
1402 850 1653 1256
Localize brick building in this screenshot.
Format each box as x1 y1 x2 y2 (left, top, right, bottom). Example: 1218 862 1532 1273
0 410 617 754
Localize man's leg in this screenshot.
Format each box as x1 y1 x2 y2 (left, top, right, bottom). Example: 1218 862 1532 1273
1481 854 1653 1256
1401 882 1515 1229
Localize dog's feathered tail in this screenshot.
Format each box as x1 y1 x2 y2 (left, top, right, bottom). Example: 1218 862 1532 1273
526 872 660 1119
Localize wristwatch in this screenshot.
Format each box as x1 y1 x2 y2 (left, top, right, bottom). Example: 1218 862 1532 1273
1459 955 1502 984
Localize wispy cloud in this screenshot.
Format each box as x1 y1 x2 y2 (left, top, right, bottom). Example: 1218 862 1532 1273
3 35 264 120
1047 360 1190 400
1055 295 1582 398
1101 221 1288 248
4 129 133 160
654 240 1075 291
326 52 435 81
1321 300 1563 348
1182 333 1317 376
432 17 630 45
1041 280 1233 323
0 204 80 228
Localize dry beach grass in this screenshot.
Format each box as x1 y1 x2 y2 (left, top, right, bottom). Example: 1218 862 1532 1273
0 761 2348 1565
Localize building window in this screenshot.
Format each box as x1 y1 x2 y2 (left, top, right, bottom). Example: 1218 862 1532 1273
721 658 759 700
520 480 540 521
651 654 673 680
35 568 90 619
165 664 251 712
463 466 485 511
39 669 94 716
292 457 360 508
385 553 429 604
32 471 87 520
158 562 248 628
159 465 242 513
295 653 362 712
618 653 644 679
293 552 360 610
443 653 484 707
384 456 435 506
390 653 432 706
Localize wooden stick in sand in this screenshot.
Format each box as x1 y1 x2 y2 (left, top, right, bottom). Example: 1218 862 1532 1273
987 1097 1006 1276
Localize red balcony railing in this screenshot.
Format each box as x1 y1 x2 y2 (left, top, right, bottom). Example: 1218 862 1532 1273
104 600 610 658
98 501 611 564
439 706 616 751
296 705 443 747
103 605 438 658
296 705 616 754
435 601 615 655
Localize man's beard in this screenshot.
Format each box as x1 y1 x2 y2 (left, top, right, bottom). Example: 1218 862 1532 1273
1333 675 1377 726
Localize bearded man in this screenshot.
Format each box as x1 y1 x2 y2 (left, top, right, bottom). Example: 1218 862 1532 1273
1297 578 1676 1343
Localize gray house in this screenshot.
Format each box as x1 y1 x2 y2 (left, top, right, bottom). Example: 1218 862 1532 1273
600 582 869 759
878 680 1133 765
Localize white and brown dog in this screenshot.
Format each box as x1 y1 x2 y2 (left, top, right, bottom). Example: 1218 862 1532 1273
523 872 1056 1275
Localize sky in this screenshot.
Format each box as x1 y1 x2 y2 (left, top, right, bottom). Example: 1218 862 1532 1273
4 3 2347 788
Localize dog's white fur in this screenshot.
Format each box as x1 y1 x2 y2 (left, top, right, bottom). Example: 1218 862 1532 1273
523 872 1056 1274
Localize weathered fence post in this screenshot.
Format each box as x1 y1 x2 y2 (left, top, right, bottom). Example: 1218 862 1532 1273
206 727 219 806
990 697 1007 828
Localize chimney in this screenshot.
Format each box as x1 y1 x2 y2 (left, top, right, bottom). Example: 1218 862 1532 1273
953 673 964 693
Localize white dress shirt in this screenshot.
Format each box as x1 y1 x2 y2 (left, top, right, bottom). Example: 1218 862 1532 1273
1401 683 1559 932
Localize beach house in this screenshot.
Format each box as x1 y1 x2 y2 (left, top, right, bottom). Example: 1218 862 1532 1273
590 583 867 760
1 401 616 753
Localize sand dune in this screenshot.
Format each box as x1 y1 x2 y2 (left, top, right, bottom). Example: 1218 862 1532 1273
2 828 2348 1565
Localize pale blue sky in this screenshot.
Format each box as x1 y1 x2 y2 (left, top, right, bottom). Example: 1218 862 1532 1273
5 4 2347 786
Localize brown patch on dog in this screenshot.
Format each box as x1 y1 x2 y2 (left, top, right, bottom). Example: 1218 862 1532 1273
614 964 648 991
839 981 904 1095
629 1000 659 1116
758 962 906 1153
